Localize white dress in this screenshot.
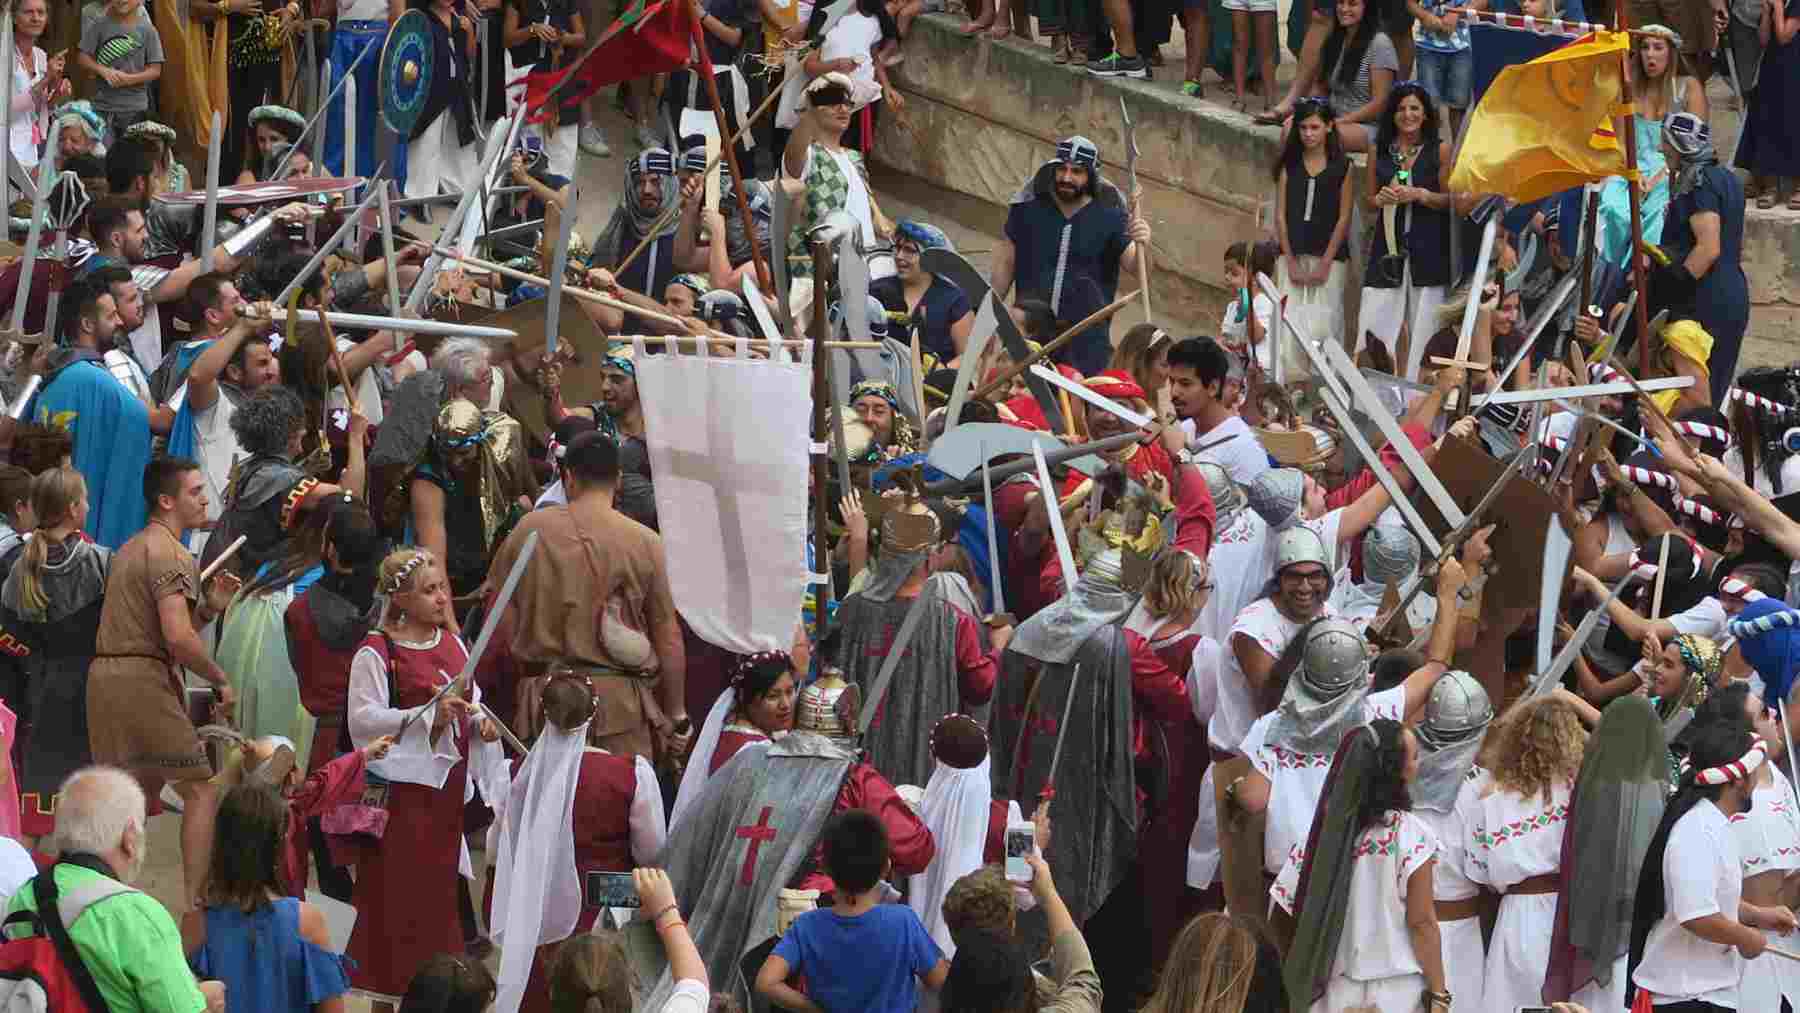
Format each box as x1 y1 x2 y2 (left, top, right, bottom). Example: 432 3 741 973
1416 768 1488 1010
1271 810 1438 1012
1463 779 1573 1013
1733 767 1800 1011
1194 509 1271 648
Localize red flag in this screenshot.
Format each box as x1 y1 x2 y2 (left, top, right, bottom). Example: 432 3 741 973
522 0 694 121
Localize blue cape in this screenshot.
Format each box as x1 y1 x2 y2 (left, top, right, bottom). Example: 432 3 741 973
33 354 151 549
1735 597 1800 709
164 339 214 465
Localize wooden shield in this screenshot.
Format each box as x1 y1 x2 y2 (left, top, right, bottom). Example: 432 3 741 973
478 293 613 449
1416 432 1573 610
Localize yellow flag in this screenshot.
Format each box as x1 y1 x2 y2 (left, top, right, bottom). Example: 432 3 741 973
1447 30 1630 204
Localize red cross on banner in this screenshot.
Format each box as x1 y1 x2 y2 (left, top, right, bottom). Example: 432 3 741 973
735 805 779 886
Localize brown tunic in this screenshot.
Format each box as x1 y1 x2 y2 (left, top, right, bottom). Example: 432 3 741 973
488 503 677 759
86 521 210 783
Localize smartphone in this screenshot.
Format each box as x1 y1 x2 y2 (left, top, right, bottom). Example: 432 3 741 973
1004 821 1035 883
583 871 641 909
1516 1007 1553 1013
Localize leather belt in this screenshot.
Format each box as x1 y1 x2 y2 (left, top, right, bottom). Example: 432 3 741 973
1435 895 1483 921
548 662 657 682
1506 874 1559 896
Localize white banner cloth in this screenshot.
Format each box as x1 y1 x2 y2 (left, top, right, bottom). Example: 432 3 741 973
635 337 814 653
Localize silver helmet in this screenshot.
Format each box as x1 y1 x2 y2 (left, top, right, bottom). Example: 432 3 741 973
1418 670 1493 748
1273 526 1331 574
1248 468 1307 531
1301 617 1368 693
1363 524 1420 588
1196 461 1247 526
1084 547 1125 591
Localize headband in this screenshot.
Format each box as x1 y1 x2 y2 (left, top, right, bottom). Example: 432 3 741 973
1055 135 1101 170
248 104 305 132
728 651 792 689
1589 361 1625 385
1638 22 1684 49
381 552 429 594
1622 465 1678 491
1671 633 1723 681
629 149 675 182
1674 420 1732 447
679 148 708 174
602 344 636 378
1727 387 1796 415
1682 735 1768 785
848 379 901 410
1673 495 1742 529
670 273 709 298
124 120 177 143
1719 577 1767 602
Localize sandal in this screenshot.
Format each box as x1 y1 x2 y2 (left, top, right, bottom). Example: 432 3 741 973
1252 104 1289 125
1788 189 1800 211
1759 190 1778 210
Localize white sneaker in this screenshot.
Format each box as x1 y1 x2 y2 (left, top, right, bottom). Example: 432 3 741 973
578 124 612 157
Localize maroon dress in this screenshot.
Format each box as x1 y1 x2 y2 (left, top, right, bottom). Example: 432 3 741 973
345 631 473 998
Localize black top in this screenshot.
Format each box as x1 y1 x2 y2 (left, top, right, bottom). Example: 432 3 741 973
871 274 973 364
1282 156 1352 261
507 0 582 124
1367 141 1453 288
411 9 477 146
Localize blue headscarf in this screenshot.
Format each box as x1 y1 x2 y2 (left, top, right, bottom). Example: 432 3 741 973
895 220 953 253
1728 596 1800 707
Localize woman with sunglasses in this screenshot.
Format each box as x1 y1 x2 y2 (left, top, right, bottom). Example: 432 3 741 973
1361 80 1457 380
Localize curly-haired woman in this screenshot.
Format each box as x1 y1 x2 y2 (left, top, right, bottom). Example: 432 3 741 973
1465 695 1587 1013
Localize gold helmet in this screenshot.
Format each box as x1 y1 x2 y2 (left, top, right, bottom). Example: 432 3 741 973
796 667 861 740
879 467 940 554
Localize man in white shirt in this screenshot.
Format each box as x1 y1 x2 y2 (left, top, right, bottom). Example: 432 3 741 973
180 276 281 552
1167 337 1270 487
1630 724 1799 1012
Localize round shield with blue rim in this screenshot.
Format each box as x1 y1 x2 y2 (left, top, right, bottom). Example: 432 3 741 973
379 10 434 136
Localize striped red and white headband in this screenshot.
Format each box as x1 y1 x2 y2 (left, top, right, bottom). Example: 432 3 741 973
1719 577 1767 602
1590 362 1625 386
1683 736 1768 786
1673 496 1741 529
1727 388 1797 415
1673 420 1732 447
1622 466 1677 491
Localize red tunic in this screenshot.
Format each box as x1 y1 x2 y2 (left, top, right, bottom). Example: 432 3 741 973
519 749 644 1013
710 728 772 774
284 594 358 775
792 761 936 896
281 749 366 897
346 632 472 999
1124 625 1212 964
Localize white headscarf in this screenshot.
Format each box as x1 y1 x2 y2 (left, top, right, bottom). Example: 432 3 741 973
490 720 589 1013
669 689 736 833
907 755 995 956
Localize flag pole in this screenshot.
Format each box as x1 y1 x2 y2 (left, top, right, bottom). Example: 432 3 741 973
686 0 772 293
1613 8 1653 376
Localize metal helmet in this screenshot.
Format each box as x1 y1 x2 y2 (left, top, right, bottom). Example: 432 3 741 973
1301 618 1368 694
1273 526 1331 575
1363 524 1420 588
1083 547 1125 591
1196 461 1247 526
1418 670 1493 747
796 668 859 739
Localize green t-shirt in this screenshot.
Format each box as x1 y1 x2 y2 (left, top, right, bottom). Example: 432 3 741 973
3 864 206 1013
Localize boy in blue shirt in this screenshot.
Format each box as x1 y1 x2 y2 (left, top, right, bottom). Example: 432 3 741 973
757 810 949 1013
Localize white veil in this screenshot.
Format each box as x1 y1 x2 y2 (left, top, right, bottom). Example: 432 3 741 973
490 720 588 1013
669 688 736 833
906 756 993 956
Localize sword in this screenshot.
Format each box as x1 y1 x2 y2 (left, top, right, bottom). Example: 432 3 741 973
1470 375 1692 407
0 11 13 208
1029 363 1152 428
1449 216 1499 416
979 442 1012 626
8 120 56 337
1032 442 1078 591
274 176 387 306
943 294 999 435
6 375 40 420
1529 567 1635 698
1037 663 1082 802
249 307 519 340
201 110 223 272
478 16 490 124
398 531 540 742
1536 513 1574 676
274 39 377 182
856 588 936 737
343 74 358 198
544 183 578 356
376 181 402 321
406 105 527 313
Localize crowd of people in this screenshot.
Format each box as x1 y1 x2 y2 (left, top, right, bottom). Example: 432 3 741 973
0 0 1787 1009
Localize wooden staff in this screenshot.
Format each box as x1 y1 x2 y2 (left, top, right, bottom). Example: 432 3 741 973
200 536 248 584
1649 530 1671 618
432 247 721 334
1575 187 1599 355
1613 2 1653 377
809 235 834 643
318 306 359 415
624 334 885 349
973 289 1142 400
613 75 788 282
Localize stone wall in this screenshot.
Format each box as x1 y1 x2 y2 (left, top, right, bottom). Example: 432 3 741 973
876 14 1800 367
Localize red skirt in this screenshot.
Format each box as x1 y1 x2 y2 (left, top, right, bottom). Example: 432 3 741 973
347 759 469 998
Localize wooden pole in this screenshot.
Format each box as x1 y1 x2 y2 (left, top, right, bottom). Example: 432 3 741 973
810 237 834 644
1575 187 1599 355
1613 6 1653 376
687 0 772 292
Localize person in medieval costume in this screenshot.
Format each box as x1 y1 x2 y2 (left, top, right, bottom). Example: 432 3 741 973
1276 718 1451 1013
50 99 104 162
642 667 934 1009
1239 574 1464 934
830 476 1008 790
590 149 682 307
403 398 538 602
0 467 108 840
206 385 341 580
321 0 404 184
904 713 1027 957
1409 670 1494 1009
283 494 384 904
489 675 666 1013
1543 695 1669 1013
236 103 306 184
992 135 1150 377
1191 462 1267 648
30 280 153 549
122 120 189 192
988 542 1139 977
1244 463 1395 576
1329 521 1437 638
848 379 921 461
544 344 648 477
483 431 688 759
402 0 480 201
670 649 803 832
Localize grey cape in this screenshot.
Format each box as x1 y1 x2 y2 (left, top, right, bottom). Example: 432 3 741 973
639 732 855 1009
833 570 980 790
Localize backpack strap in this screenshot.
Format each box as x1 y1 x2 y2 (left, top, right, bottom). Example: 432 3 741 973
32 868 121 1013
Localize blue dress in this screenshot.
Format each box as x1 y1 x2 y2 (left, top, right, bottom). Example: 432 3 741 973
1663 164 1749 404
191 898 350 1013
1736 0 1800 178
1595 113 1672 270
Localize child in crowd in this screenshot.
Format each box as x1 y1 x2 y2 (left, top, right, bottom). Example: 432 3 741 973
1409 0 1481 133
1272 97 1353 363
756 810 949 1013
1220 240 1277 375
75 0 161 145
